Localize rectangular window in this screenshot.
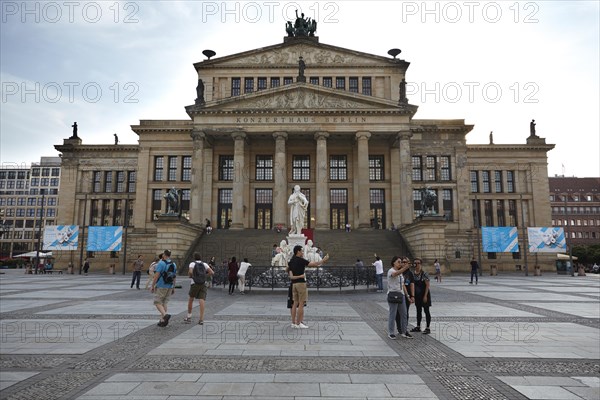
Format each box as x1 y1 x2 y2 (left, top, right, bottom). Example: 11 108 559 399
127 171 136 193
309 77 319 85
16 181 25 189
484 200 493 226
270 77 280 88
496 200 506 226
442 189 453 220
51 168 60 176
31 168 40 177
472 199 481 227
330 189 347 204
349 77 359 93
116 171 125 193
7 171 16 179
507 171 515 193
369 156 384 181
470 171 479 193
255 188 273 204
31 178 39 187
487 252 497 259
152 189 163 216
181 156 192 181
292 155 310 181
231 78 241 96
219 155 234 181
283 77 293 85
113 199 122 226
335 77 345 90
370 188 384 204
362 77 372 95
102 199 111 226
49 178 59 186
180 189 190 215
323 77 332 88
482 171 491 193
413 189 422 218
42 168 50 176
440 156 451 181
508 199 518 226
329 155 347 181
93 171 102 192
412 156 422 181
154 156 164 181
244 77 254 94
425 156 436 181
168 156 177 181
219 188 233 203
257 77 267 91
47 197 57 206
255 155 273 181
494 170 503 193
40 178 49 186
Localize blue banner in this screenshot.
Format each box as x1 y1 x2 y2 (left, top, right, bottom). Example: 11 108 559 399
482 227 519 252
528 227 566 253
43 225 79 250
87 226 122 251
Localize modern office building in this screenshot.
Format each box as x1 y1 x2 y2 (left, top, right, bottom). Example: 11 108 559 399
549 177 600 247
0 157 61 259
52 28 556 271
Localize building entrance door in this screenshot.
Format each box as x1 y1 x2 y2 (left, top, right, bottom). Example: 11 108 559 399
330 207 347 230
255 189 273 230
370 207 385 229
217 189 232 229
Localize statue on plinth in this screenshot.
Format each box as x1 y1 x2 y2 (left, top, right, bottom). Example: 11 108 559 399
164 187 181 215
288 185 308 235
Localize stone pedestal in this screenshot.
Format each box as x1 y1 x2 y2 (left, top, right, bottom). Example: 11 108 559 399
490 265 498 276
286 234 307 250
534 265 542 276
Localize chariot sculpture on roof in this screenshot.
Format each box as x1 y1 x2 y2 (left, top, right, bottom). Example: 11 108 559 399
286 10 317 37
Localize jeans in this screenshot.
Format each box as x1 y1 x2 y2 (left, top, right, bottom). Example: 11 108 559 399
376 274 383 291
470 269 478 283
130 271 141 288
388 296 407 335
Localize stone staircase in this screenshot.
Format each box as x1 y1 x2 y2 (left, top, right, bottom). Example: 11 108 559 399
189 229 411 267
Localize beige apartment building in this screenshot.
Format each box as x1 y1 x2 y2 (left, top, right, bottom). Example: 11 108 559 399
53 33 556 272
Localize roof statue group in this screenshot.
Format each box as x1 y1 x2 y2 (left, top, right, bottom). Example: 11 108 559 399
286 10 317 37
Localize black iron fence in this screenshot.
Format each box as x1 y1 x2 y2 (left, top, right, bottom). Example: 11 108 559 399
210 265 379 291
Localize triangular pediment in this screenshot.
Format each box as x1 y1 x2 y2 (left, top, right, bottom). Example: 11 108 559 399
195 38 406 69
189 83 412 113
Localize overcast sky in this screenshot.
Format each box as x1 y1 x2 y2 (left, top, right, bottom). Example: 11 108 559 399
1 1 598 178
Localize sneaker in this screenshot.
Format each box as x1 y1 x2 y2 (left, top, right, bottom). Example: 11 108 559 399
388 334 397 340
469 281 473 284
410 327 421 333
401 332 413 339
422 328 431 334
157 320 166 327
183 317 191 324
163 314 171 327
291 323 298 329
297 322 309 329
198 320 204 325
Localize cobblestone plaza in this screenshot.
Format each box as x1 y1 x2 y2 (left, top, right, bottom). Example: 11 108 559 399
0 270 598 399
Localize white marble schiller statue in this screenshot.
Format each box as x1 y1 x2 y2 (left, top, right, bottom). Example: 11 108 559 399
288 185 308 235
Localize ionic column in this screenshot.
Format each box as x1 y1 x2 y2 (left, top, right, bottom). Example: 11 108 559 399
273 132 288 229
398 131 413 225
355 131 372 229
314 132 329 230
190 129 205 225
230 132 246 230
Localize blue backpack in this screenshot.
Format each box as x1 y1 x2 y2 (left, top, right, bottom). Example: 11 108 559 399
161 261 177 284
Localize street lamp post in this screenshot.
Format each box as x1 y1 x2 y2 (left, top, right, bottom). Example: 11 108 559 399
78 193 88 275
520 194 529 276
564 194 574 276
474 195 482 275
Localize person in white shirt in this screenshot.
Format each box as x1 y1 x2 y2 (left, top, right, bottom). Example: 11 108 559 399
238 258 252 294
373 255 384 293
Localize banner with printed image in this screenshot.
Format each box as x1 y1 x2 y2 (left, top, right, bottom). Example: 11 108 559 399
528 227 566 253
481 227 519 252
43 225 79 250
86 226 122 251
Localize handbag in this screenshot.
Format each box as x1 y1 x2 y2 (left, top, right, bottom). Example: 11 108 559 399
387 291 404 303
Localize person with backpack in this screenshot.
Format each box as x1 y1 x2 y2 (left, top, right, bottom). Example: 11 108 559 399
184 252 214 325
151 250 177 327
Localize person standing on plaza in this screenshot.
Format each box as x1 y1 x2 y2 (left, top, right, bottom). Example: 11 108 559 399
373 255 384 293
470 257 479 284
410 258 432 334
387 256 413 339
184 252 214 325
403 257 415 331
207 256 216 288
288 245 329 329
228 257 239 295
145 255 160 290
83 258 90 275
130 255 144 289
434 258 441 282
238 258 251 294
151 250 176 327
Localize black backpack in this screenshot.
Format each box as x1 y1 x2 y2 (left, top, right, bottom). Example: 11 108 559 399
161 261 177 284
192 261 206 285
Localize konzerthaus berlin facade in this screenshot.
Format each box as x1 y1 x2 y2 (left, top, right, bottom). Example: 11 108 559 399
54 32 556 271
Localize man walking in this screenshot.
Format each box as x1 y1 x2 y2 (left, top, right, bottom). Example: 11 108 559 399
288 245 329 329
470 257 479 284
238 258 251 294
130 255 144 289
151 250 176 327
184 252 214 325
